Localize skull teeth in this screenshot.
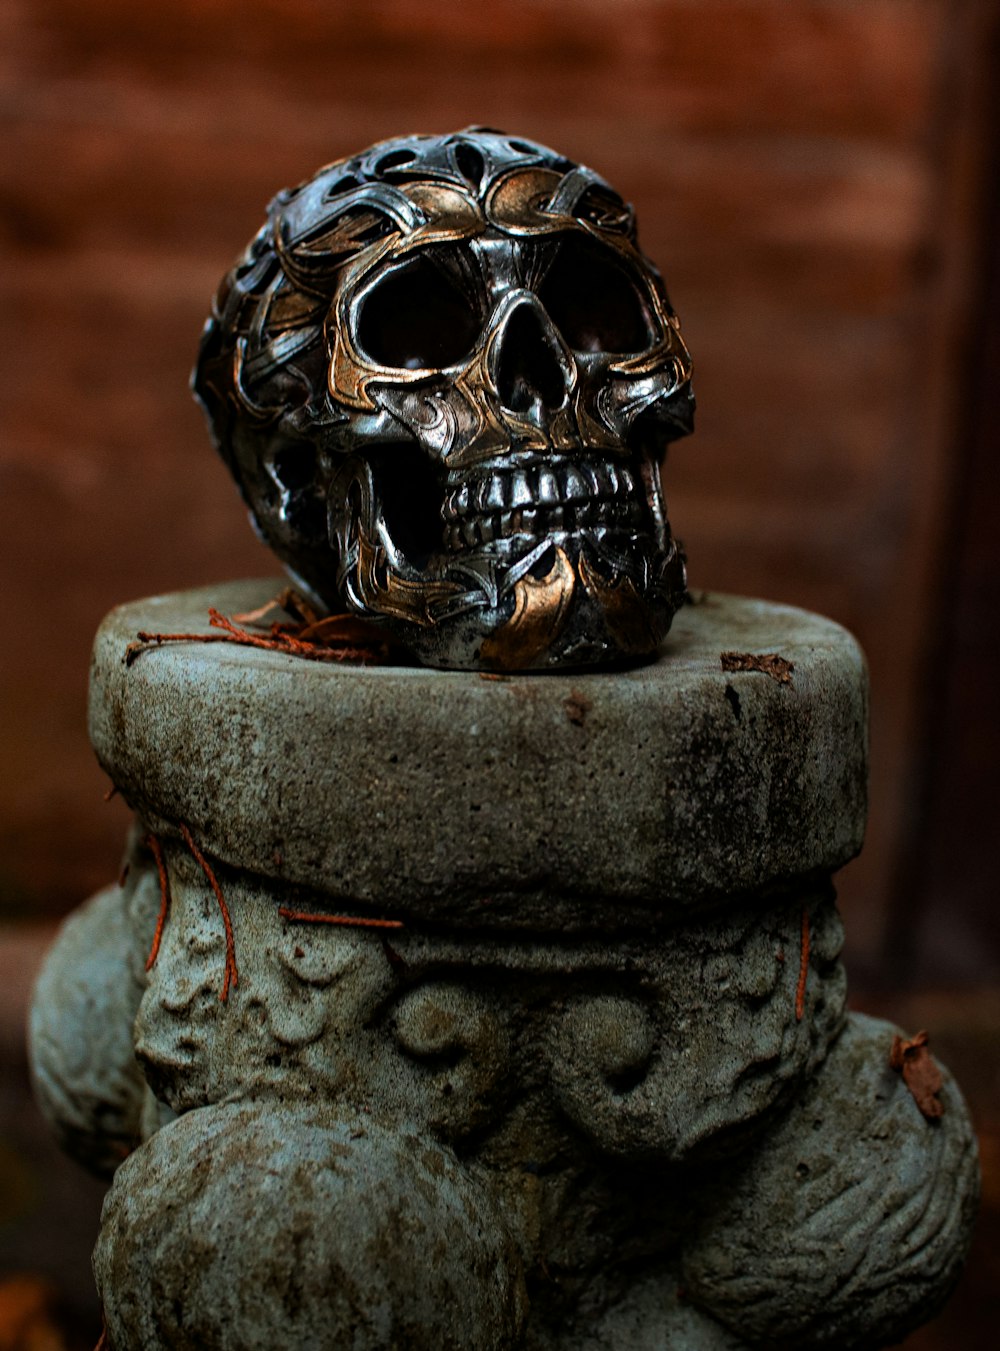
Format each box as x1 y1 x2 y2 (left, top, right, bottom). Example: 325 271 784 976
510 473 534 509
443 459 641 524
443 497 646 552
535 469 558 506
562 464 588 501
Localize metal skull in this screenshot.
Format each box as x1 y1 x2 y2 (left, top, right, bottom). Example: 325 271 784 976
194 129 694 669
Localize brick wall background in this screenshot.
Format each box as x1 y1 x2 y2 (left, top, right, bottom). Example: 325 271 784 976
2 2 999 1342
3 0 998 970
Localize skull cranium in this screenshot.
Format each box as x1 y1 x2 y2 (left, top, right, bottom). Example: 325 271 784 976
194 129 694 669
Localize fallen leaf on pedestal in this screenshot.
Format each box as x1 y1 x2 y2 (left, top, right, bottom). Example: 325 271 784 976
720 652 794 685
890 1029 945 1120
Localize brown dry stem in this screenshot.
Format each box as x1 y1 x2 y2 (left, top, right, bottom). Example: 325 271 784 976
795 905 810 1021
143 833 171 972
125 591 392 668
279 907 404 931
180 823 239 1002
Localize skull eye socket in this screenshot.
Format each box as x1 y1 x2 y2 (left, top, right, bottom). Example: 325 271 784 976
357 256 480 371
539 236 653 354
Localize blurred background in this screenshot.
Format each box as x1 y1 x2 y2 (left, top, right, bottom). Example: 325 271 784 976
2 0 998 1345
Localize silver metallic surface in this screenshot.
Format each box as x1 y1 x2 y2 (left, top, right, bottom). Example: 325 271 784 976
194 129 694 668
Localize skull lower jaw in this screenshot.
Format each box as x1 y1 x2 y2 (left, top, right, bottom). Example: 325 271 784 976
329 447 686 670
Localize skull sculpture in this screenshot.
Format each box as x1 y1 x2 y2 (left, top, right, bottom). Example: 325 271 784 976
194 129 694 669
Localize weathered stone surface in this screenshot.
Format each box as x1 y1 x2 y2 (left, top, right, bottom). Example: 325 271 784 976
683 1014 980 1349
90 582 868 922
126 866 844 1158
28 583 978 1349
563 1275 746 1351
28 873 147 1177
94 1100 528 1351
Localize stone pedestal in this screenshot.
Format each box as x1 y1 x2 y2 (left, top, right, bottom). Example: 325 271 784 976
29 583 978 1350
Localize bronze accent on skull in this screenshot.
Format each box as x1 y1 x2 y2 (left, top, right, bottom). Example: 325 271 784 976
193 129 694 669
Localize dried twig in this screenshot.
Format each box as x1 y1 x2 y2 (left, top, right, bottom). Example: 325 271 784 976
142 825 239 1002
279 907 404 931
795 905 810 1022
180 823 239 1002
125 593 391 667
144 833 171 972
232 586 322 627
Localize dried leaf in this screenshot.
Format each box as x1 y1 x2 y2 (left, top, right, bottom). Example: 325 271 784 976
720 651 794 685
890 1029 945 1120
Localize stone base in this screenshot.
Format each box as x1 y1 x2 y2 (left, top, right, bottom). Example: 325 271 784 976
86 582 869 921
28 584 978 1349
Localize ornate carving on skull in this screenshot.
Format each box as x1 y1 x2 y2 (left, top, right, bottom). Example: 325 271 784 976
194 129 694 668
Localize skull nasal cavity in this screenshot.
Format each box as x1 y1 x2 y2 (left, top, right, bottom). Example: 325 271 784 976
497 306 567 415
